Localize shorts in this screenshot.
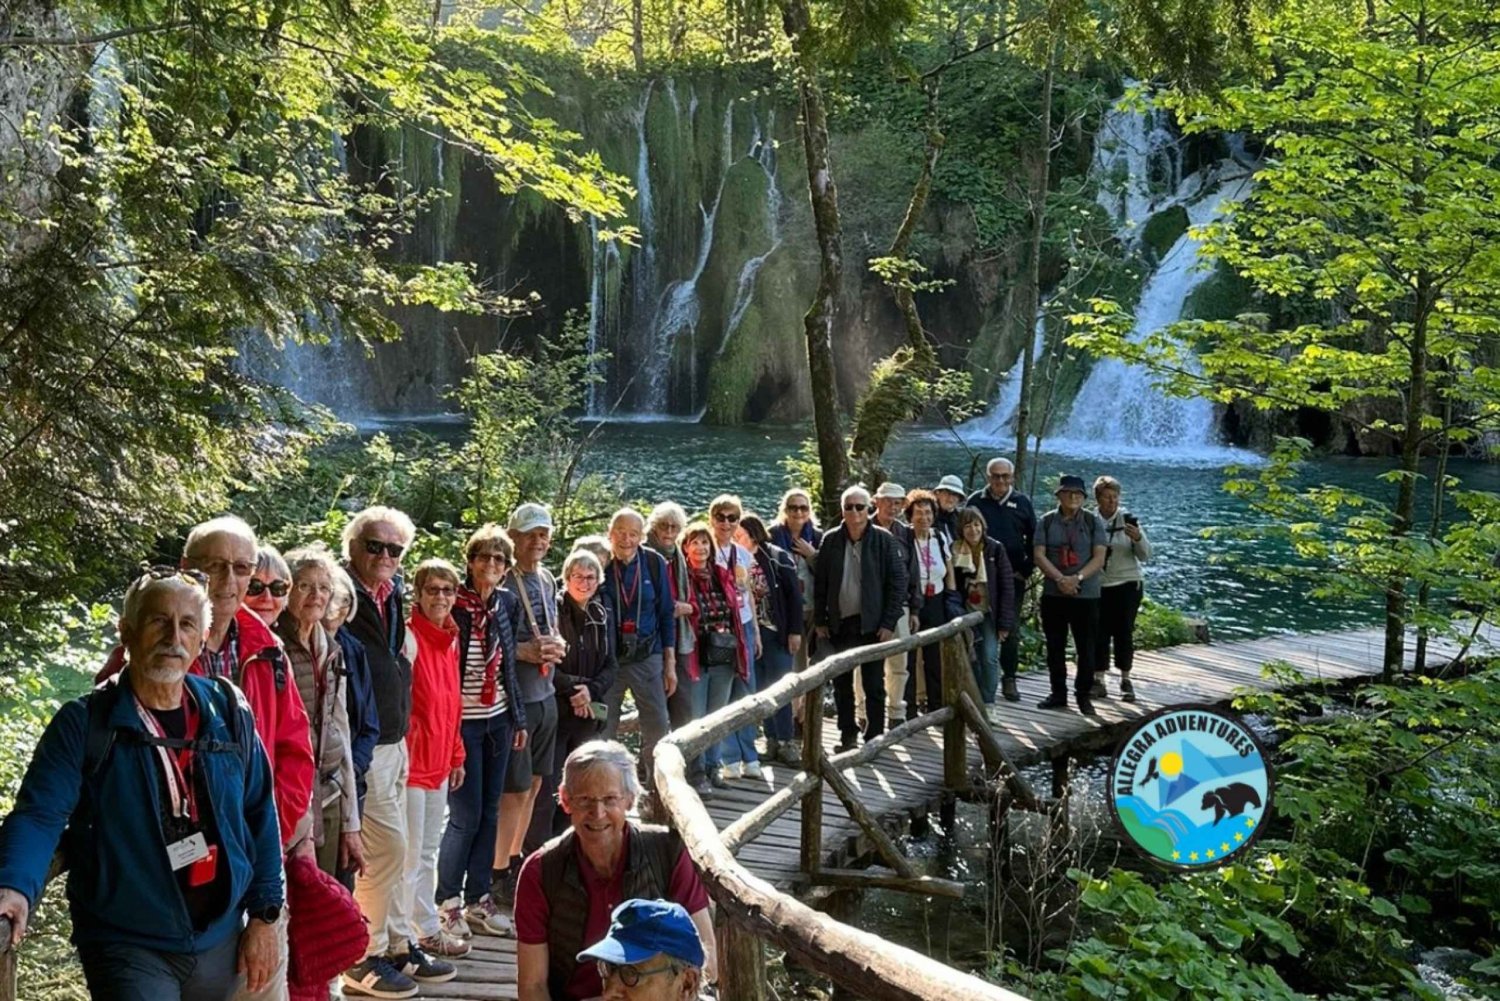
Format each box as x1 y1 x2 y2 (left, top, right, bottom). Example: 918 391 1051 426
504 697 559 793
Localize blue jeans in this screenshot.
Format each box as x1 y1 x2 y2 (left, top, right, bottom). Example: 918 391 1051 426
437 712 514 905
757 631 795 742
668 668 709 783
719 653 760 765
78 930 240 1001
972 612 1000 703
701 663 740 768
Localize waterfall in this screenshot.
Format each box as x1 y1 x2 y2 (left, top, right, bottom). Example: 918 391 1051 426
717 110 782 357
1092 82 1184 239
630 83 658 355
585 216 622 416
966 314 1046 438
1054 171 1253 460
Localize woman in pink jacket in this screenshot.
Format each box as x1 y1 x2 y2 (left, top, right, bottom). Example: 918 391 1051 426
400 559 468 980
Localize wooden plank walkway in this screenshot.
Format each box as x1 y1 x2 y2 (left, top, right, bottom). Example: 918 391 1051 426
422 623 1497 999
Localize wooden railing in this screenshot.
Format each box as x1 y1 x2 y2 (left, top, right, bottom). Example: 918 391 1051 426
0 914 14 1001
654 612 1041 1001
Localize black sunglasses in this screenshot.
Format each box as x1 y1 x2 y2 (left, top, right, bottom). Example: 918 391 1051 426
247 578 291 598
362 538 405 559
785 504 810 513
843 503 868 512
712 512 740 523
138 564 209 587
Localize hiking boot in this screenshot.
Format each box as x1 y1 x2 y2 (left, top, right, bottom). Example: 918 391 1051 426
392 941 457 984
437 896 471 940
835 734 859 753
742 760 763 780
419 930 471 958
1037 695 1070 711
341 956 419 999
491 863 518 909
464 894 514 937
1001 678 1020 702
1077 696 1099 717
1120 674 1136 702
708 767 730 789
693 778 718 800
775 742 802 767
1090 678 1109 700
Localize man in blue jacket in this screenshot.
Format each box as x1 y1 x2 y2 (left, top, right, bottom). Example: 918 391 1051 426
0 569 284 1001
965 457 1038 702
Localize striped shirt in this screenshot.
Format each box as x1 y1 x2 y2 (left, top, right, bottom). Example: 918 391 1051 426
460 618 509 720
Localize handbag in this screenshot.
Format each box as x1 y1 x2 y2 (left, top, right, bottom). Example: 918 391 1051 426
699 627 738 667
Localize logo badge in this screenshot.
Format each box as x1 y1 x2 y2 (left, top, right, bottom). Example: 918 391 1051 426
1107 705 1273 869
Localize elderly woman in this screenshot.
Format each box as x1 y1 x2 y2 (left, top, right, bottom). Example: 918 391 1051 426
543 549 619 834
645 501 706 788
321 565 380 839
771 488 821 734
514 741 714 1001
395 559 467 982
277 546 365 885
952 508 1018 703
681 521 750 788
438 525 527 942
706 495 762 779
1093 476 1152 702
903 489 960 715
737 513 804 766
244 545 292 627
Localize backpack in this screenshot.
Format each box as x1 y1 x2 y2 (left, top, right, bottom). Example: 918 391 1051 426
1040 511 1103 571
82 674 249 780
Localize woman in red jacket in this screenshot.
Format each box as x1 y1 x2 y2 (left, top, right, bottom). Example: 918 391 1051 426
398 559 468 981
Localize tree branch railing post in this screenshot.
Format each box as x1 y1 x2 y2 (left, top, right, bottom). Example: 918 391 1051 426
653 613 1038 1001
1 917 14 1001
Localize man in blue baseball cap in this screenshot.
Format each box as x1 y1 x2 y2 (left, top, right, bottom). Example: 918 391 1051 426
576 899 705 1001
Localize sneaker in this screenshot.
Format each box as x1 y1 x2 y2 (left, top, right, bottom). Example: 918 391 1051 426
419 931 471 958
775 742 802 767
341 956 419 999
1001 678 1020 702
491 863 517 909
693 778 718 800
742 760 763 780
708 768 729 789
464 894 514 937
392 941 457 984
1120 675 1136 702
1037 695 1070 711
834 735 859 753
1090 679 1109 700
1077 697 1099 717
437 895 471 940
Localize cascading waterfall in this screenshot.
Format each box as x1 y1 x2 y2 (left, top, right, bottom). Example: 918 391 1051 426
630 83 658 359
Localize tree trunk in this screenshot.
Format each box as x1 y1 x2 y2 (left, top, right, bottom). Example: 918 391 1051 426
631 0 646 72
1012 51 1055 487
780 0 848 521
849 81 944 477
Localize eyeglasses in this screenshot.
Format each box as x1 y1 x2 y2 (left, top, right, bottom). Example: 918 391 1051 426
843 503 868 512
471 552 508 564
247 579 291 598
712 512 739 523
596 960 679 988
569 794 626 813
137 564 209 587
422 584 457 597
362 539 405 559
293 580 333 597
988 472 1013 480
192 558 255 578
785 504 810 513
568 573 599 584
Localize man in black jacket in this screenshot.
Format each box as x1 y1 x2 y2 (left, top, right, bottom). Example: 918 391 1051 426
965 458 1038 702
813 485 908 751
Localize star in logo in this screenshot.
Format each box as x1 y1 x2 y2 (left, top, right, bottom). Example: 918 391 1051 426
1245 816 1256 828
1171 850 1181 860
1205 848 1216 859
1221 842 1231 853
1234 832 1244 843
1189 851 1199 861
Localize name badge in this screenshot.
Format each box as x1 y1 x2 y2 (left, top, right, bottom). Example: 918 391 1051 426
166 832 210 871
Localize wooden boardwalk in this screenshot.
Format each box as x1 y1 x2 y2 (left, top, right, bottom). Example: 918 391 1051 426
416 624 1496 999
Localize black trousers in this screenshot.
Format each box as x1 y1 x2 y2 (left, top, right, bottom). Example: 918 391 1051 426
830 615 886 742
904 592 949 713
1040 594 1099 698
1098 581 1144 675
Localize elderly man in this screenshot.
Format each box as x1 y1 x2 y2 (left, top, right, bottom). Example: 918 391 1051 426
577 899 707 1001
813 485 908 751
868 482 919 727
339 505 435 999
1034 475 1109 716
0 570 284 1001
93 517 313 1001
514 741 713 1001
598 508 676 788
966 458 1038 702
493 503 566 913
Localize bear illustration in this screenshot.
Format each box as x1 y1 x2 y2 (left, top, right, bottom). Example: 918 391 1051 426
1201 782 1262 825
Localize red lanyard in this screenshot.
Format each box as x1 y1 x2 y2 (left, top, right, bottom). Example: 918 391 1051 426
135 691 202 823
918 536 937 583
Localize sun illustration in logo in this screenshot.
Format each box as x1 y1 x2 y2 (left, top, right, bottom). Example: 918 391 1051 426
1157 751 1183 779
1108 706 1274 870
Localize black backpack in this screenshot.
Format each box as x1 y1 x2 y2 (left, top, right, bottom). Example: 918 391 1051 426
82 674 250 780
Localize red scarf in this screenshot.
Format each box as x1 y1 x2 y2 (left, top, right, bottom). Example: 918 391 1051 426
454 583 502 706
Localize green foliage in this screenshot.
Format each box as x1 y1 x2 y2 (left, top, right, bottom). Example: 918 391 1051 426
1134 597 1199 649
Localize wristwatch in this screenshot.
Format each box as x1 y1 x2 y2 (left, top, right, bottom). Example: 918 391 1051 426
248 904 281 924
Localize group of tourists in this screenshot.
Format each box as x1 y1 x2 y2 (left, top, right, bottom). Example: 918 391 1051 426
0 454 1149 1001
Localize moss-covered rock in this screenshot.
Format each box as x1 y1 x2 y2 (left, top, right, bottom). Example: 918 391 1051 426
1141 204 1189 262
1182 259 1253 321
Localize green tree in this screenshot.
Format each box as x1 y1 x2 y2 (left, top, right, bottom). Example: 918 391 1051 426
1072 0 1500 676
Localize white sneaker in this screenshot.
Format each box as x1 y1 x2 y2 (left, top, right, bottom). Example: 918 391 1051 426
742 760 763 779
464 894 514 937
437 896 471 940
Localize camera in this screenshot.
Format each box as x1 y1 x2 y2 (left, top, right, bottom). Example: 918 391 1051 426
1123 513 1139 527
